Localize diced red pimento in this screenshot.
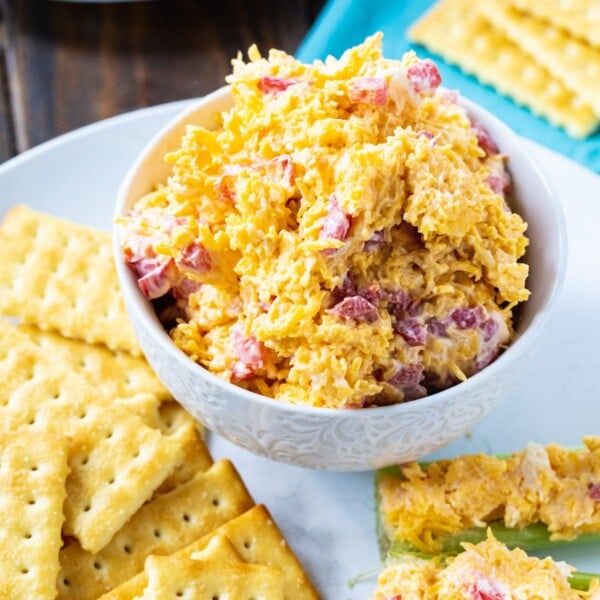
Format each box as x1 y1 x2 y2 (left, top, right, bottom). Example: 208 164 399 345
480 317 499 342
231 325 268 381
261 154 296 187
451 306 485 330
406 59 442 95
388 289 420 319
426 317 448 337
394 318 426 346
486 163 511 197
466 576 506 600
137 258 178 300
216 174 237 204
332 272 357 301
358 283 383 307
330 296 379 323
321 194 351 250
589 482 600 501
177 242 212 275
258 76 298 95
349 77 388 105
472 121 499 155
388 363 423 387
487 174 507 196
172 277 202 300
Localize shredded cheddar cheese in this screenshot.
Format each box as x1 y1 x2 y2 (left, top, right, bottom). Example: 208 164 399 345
122 34 529 408
371 531 600 599
378 437 600 554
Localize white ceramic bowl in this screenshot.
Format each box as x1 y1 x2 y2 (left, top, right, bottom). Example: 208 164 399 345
114 86 566 471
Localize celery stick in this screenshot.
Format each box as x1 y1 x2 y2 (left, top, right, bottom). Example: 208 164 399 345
387 522 600 561
569 571 599 592
377 446 600 561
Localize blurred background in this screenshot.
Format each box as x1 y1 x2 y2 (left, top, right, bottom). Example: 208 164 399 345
2 0 599 172
0 0 325 162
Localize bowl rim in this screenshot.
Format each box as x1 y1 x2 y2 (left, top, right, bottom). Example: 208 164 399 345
113 86 567 418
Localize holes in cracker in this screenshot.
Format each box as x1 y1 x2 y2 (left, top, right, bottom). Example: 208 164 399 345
83 503 91 512
19 567 29 575
211 497 220 507
80 456 89 466
93 561 102 571
176 591 184 598
23 532 32 540
27 498 36 506
105 429 114 440
182 513 191 523
153 528 161 539
243 539 252 549
123 544 133 554
107 476 115 485
62 577 71 587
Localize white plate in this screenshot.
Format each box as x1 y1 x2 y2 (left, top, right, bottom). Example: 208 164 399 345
1 102 599 596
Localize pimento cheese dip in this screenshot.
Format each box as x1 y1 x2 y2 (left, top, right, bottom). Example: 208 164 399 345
121 34 529 409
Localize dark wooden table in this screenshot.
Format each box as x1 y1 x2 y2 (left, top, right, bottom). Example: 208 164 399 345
0 0 325 163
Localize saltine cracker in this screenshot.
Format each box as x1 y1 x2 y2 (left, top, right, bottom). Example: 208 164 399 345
18 325 169 401
409 0 599 138
479 0 600 115
98 505 320 600
0 430 70 599
155 421 213 496
506 0 600 48
0 321 185 554
142 559 285 599
0 205 140 355
139 534 245 598
57 460 254 600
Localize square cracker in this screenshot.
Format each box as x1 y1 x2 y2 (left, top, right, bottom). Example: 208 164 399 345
115 397 206 446
18 325 170 401
156 399 205 437
0 320 185 554
188 533 243 563
98 505 320 600
57 459 254 600
154 421 213 496
409 0 599 138
506 0 600 48
478 0 600 115
138 532 244 598
0 430 70 599
0 205 140 355
142 559 284 600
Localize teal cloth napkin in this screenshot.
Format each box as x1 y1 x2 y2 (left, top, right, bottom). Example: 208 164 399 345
296 0 600 174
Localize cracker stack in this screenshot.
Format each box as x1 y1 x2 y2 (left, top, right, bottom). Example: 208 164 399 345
0 205 319 599
409 0 600 138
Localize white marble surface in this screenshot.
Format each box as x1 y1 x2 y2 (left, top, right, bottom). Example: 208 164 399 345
1 101 599 598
